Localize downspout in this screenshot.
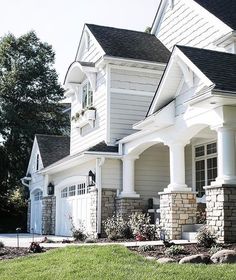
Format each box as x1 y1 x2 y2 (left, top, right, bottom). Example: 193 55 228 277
96 157 105 235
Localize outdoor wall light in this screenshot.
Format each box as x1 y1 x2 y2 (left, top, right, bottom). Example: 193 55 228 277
88 170 96 186
47 182 55 196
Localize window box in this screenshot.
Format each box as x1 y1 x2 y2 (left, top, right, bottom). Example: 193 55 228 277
73 108 96 128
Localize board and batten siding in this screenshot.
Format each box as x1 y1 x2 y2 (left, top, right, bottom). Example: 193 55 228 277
109 67 163 143
155 0 231 51
101 159 122 190
135 144 170 205
70 67 107 155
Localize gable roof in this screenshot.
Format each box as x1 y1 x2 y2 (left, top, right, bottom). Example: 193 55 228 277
178 46 236 92
86 24 170 63
88 141 118 153
194 0 236 30
36 135 70 167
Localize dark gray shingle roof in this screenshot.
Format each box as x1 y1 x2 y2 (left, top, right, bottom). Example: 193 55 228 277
178 46 236 92
194 0 236 30
36 135 70 167
88 141 118 153
86 24 170 63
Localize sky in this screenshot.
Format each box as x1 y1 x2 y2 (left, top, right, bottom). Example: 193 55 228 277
0 0 159 84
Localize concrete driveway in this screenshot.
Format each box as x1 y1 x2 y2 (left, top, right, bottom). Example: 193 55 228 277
0 233 73 248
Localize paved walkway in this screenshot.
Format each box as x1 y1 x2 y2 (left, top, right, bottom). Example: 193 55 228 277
0 233 194 248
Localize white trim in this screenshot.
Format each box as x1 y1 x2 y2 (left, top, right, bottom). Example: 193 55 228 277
106 64 111 144
110 88 154 97
109 64 165 75
151 0 169 35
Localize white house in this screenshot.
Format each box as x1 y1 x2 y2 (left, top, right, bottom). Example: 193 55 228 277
23 0 236 242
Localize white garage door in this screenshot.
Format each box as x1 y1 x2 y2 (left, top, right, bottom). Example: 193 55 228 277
56 183 91 236
31 190 43 234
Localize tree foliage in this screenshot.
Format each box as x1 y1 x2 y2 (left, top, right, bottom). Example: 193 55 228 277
0 31 69 231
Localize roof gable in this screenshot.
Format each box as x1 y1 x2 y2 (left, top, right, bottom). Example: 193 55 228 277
86 24 170 63
36 135 70 167
194 0 236 30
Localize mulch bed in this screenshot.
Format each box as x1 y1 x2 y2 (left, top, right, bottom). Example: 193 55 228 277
0 247 50 261
129 243 236 262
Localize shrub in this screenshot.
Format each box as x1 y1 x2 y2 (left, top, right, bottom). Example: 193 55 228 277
0 241 4 249
196 209 206 224
103 215 133 240
129 213 159 241
209 245 223 255
69 215 87 241
138 245 155 252
196 226 216 248
165 245 185 256
29 242 44 253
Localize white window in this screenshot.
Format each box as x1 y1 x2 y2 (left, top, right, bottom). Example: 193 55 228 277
61 187 68 198
195 142 217 197
68 185 76 197
34 191 43 201
82 82 93 109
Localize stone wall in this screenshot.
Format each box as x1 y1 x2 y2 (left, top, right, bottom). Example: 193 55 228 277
42 196 56 235
115 197 145 219
205 184 236 243
160 192 197 240
27 199 31 233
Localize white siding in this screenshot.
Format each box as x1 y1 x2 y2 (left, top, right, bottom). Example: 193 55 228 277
70 67 107 154
155 0 231 51
109 67 163 143
101 159 122 190
135 144 170 205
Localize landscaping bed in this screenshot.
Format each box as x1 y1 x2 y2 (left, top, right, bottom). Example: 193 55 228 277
130 243 236 262
0 247 34 260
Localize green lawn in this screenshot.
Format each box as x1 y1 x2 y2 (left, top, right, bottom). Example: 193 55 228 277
0 245 235 280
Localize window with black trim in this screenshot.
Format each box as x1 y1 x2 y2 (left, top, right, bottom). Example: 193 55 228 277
195 142 217 197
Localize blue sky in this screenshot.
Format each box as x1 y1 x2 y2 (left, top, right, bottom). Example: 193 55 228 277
1 0 159 83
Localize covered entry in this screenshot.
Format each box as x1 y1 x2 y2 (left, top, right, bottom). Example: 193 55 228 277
30 189 43 234
55 176 91 236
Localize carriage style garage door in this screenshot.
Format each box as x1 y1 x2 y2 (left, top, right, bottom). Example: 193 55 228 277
56 183 91 236
31 190 43 234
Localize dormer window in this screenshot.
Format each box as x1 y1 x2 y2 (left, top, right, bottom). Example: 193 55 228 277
82 82 93 109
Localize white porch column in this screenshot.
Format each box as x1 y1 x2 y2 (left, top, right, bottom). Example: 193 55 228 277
214 126 236 185
120 156 140 198
166 141 191 192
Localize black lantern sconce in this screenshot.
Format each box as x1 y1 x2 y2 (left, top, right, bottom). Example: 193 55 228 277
47 182 55 196
88 170 96 186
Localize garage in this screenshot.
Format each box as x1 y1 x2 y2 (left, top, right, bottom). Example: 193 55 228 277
30 190 43 234
56 182 91 236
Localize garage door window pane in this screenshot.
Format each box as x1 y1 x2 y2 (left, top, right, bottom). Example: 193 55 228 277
78 183 86 195
34 191 43 201
61 187 68 198
69 185 76 196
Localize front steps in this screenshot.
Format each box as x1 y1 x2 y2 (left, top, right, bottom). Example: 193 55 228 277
181 224 203 241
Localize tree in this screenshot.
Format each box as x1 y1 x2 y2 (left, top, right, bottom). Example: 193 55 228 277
0 31 69 231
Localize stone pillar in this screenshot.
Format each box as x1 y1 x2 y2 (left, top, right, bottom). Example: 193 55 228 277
205 185 236 243
115 197 145 219
89 187 98 237
159 191 197 240
42 196 56 235
159 141 196 239
213 127 236 185
120 156 140 198
27 199 31 233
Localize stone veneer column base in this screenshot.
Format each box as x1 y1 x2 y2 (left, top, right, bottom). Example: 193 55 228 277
115 197 145 219
159 191 197 240
88 187 98 237
27 199 31 233
42 196 56 235
205 184 236 243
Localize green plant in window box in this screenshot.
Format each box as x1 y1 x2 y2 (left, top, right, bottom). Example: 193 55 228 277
72 106 96 122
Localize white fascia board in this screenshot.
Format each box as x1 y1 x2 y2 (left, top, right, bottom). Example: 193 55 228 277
134 101 175 130
102 55 167 68
118 129 152 144
84 152 122 158
214 31 236 47
151 0 169 35
189 0 233 34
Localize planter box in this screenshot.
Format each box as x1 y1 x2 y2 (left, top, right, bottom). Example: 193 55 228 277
75 109 96 128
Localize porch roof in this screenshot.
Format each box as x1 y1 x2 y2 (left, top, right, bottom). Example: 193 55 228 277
178 46 236 93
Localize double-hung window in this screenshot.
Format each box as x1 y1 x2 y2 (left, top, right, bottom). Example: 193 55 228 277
195 142 217 197
82 82 93 109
